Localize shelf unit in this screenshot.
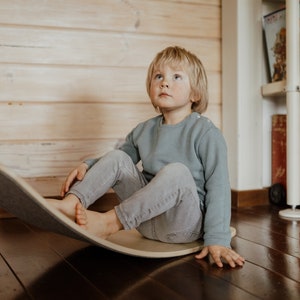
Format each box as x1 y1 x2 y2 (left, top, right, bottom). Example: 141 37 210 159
261 80 286 96
262 0 300 218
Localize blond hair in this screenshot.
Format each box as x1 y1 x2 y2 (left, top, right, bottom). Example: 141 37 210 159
146 46 208 114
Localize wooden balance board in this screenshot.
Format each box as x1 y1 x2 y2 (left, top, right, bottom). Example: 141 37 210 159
0 165 236 258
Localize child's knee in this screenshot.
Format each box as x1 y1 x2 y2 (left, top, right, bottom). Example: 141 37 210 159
161 162 192 180
104 149 128 161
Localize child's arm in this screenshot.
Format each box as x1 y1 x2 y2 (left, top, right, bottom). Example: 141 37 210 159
60 162 88 197
60 125 141 198
196 126 244 267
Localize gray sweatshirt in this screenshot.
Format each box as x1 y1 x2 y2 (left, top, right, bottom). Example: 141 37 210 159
87 112 232 247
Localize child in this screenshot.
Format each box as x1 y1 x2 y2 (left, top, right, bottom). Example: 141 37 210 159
50 46 245 268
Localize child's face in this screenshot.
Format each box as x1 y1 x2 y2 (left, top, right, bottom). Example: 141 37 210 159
149 64 194 114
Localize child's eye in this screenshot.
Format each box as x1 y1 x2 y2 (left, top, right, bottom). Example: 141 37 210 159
174 74 182 80
154 74 163 80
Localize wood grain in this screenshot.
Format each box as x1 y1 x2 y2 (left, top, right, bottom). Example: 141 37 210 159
1 205 299 299
0 28 220 70
0 66 221 103
0 0 220 38
0 0 222 194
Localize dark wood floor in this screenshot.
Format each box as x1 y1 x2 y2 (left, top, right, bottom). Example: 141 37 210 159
0 204 300 300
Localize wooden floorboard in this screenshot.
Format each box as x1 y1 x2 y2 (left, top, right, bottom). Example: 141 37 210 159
0 205 299 300
0 253 27 299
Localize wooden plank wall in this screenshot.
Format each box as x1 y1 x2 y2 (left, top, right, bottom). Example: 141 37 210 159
0 0 221 196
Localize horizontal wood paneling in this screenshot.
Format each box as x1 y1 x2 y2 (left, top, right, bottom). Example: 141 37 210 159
1 65 149 103
0 0 220 38
0 140 118 178
1 66 221 104
0 0 222 196
0 103 220 140
0 102 157 140
0 28 220 70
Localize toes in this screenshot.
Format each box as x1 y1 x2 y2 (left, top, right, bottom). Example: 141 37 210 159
75 203 87 226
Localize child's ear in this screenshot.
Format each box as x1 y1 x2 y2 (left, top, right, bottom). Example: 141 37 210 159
190 92 195 103
190 89 198 102
190 94 197 103
190 90 201 103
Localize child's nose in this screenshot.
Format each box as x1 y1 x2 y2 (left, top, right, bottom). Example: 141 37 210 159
160 81 169 88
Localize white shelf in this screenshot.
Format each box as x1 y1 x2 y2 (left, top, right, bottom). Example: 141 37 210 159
262 0 300 215
261 80 286 96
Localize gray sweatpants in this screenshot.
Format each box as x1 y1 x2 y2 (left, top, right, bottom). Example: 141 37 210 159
69 150 203 243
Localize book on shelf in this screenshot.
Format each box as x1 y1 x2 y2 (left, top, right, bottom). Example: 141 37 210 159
263 8 286 83
271 114 286 189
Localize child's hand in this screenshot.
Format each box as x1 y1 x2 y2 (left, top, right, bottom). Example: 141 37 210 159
195 245 245 268
60 163 88 197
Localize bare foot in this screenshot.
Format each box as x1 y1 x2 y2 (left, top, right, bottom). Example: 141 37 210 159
47 194 80 221
75 202 123 239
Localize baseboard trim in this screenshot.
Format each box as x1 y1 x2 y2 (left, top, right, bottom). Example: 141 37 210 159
231 188 269 208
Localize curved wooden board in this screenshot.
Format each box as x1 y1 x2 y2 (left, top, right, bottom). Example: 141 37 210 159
0 165 236 258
